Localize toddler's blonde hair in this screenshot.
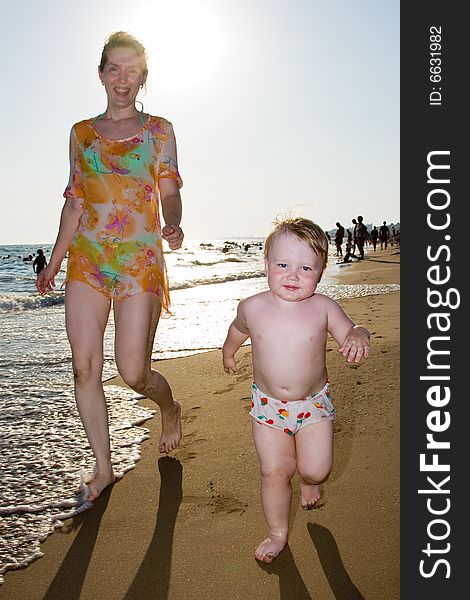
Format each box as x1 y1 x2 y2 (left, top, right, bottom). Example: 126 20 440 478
264 217 329 269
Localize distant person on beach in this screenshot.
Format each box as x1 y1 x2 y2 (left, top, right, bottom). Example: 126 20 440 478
355 215 367 260
351 218 357 254
334 222 345 256
36 31 183 502
32 249 47 275
370 226 379 251
379 221 390 250
339 240 360 263
222 217 370 563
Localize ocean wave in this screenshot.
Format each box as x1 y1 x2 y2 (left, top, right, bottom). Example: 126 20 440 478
0 387 155 583
0 293 65 312
170 270 266 290
190 257 245 266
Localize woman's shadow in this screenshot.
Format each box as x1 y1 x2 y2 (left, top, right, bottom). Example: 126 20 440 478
43 487 113 600
124 456 183 600
43 456 182 600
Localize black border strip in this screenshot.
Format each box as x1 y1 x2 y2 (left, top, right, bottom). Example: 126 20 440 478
401 2 466 596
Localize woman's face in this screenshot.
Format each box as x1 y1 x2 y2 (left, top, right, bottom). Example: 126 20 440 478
99 46 147 110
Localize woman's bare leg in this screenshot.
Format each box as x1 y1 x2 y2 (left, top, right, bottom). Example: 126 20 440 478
251 420 297 562
65 281 114 501
114 293 181 453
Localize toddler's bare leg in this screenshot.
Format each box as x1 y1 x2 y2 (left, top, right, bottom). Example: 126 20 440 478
114 293 181 453
66 282 115 502
251 420 297 563
295 420 334 509
298 477 321 509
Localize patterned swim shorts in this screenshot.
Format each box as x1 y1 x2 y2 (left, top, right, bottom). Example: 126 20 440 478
250 381 336 436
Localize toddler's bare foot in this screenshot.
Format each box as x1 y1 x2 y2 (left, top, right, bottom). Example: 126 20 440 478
159 401 182 453
300 480 321 510
255 531 287 563
83 466 116 502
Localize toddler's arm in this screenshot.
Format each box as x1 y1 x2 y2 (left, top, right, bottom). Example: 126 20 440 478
326 298 370 364
222 302 250 374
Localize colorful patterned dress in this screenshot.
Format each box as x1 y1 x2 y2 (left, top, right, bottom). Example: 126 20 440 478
63 115 182 310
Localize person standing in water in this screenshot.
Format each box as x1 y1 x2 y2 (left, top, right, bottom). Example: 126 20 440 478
33 249 47 275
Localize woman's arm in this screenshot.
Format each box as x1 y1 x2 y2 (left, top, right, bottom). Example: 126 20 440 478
160 178 183 250
36 198 83 294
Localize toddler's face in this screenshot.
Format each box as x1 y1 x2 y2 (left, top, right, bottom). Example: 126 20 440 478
265 232 324 302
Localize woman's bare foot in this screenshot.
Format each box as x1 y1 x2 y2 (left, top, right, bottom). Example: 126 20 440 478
159 401 182 453
255 531 287 563
299 479 321 509
82 466 116 502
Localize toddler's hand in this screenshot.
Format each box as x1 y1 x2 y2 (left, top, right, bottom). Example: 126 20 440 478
338 326 370 364
162 224 184 250
223 355 238 374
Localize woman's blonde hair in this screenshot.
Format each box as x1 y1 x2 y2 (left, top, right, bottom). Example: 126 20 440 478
264 217 329 268
99 31 148 77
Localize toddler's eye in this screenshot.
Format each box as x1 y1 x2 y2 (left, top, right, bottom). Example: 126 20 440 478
301 266 312 271
277 263 287 268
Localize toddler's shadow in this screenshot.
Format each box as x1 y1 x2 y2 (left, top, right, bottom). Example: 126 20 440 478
308 522 365 599
257 544 312 600
256 523 365 600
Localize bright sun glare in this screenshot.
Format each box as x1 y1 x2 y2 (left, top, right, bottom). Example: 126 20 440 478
131 0 225 92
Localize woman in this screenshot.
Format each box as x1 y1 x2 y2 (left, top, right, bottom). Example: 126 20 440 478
37 32 183 501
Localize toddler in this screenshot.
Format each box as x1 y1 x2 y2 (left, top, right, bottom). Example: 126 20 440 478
222 217 370 563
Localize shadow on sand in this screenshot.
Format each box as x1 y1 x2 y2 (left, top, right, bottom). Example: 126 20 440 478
257 544 312 600
124 456 183 600
255 522 365 599
308 522 365 599
43 487 113 600
43 456 182 600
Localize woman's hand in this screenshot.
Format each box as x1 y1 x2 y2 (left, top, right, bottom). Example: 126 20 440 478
162 224 184 250
36 262 61 295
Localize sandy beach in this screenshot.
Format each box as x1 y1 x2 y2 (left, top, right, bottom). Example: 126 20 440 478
0 247 400 600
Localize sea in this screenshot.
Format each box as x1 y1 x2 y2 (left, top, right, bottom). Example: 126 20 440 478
0 239 399 583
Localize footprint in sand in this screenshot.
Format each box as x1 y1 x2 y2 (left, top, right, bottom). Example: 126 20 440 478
174 432 207 464
208 479 248 514
240 396 252 412
213 385 235 395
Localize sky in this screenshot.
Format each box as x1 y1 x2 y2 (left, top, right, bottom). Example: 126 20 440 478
0 0 399 244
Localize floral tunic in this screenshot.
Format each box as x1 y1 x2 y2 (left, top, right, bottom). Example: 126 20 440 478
63 115 182 309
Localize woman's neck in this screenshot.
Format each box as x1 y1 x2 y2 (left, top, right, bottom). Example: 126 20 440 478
102 106 139 122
